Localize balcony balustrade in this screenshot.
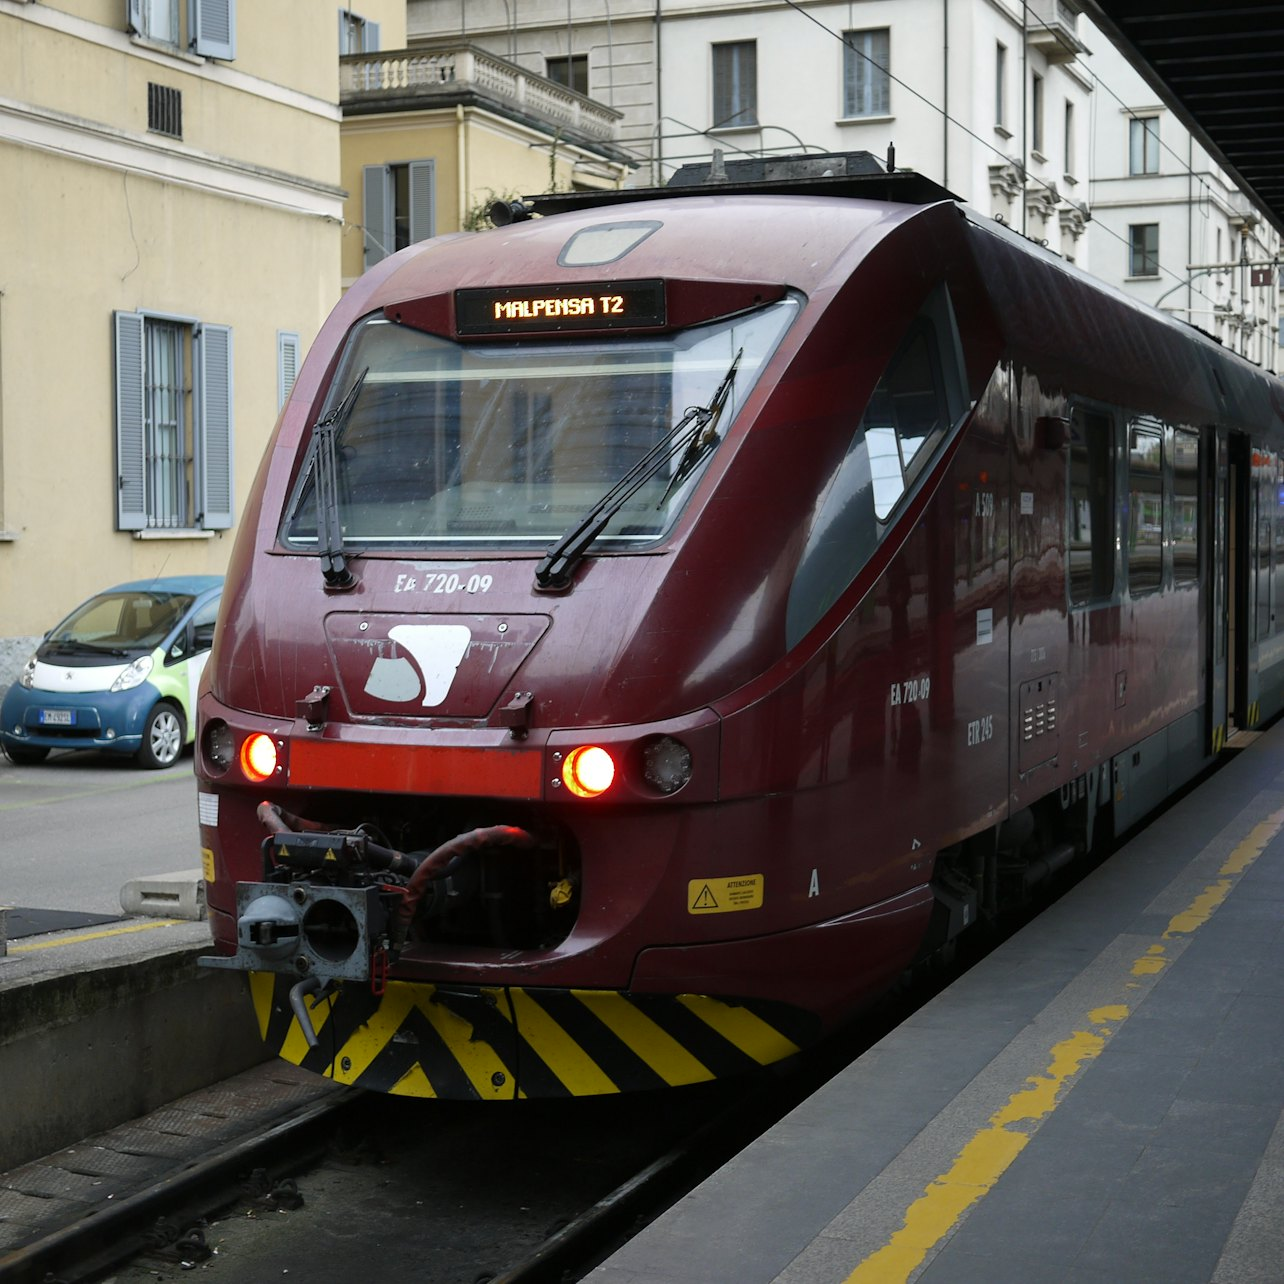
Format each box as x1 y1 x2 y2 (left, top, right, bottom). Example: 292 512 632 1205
340 46 621 142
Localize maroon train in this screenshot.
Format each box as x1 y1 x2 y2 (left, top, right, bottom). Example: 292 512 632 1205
197 153 1284 1099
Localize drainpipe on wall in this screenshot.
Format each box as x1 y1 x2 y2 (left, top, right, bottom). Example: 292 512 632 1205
654 0 662 185
1021 0 1028 236
457 104 467 230
942 0 949 189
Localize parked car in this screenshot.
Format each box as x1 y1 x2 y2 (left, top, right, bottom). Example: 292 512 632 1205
1 576 223 769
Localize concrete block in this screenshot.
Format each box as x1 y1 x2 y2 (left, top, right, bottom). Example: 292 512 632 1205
119 870 205 920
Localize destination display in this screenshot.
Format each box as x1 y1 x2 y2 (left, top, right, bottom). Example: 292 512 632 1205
455 279 666 335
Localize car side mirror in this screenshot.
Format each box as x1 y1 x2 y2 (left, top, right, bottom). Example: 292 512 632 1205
193 624 216 651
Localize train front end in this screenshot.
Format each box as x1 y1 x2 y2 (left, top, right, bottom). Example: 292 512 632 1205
197 184 979 1099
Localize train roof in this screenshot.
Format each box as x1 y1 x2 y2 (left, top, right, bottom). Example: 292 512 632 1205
523 151 958 218
336 150 1283 442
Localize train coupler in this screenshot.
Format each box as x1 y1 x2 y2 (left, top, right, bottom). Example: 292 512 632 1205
199 879 400 985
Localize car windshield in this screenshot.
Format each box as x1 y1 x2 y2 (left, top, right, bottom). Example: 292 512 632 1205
44 591 194 654
281 297 798 551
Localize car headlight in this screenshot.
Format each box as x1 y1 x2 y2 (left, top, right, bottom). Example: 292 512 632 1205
110 655 154 692
19 654 37 689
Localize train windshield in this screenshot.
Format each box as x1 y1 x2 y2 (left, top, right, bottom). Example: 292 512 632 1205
282 297 798 552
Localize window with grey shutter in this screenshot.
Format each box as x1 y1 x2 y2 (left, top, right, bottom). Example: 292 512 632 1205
191 0 235 60
278 331 300 410
409 160 436 245
843 30 890 118
339 9 378 54
114 311 149 531
711 42 757 128
363 165 394 268
195 323 234 529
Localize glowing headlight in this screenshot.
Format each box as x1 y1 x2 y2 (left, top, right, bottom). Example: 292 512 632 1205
562 745 616 798
240 732 279 782
19 654 37 690
110 655 154 692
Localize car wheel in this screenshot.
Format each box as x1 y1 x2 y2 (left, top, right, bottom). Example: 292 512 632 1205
138 703 185 769
2 743 50 765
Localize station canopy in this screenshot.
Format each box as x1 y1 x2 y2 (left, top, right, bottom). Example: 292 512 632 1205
1079 1 1284 237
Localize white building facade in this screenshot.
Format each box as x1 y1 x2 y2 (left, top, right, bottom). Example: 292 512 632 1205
1081 15 1281 371
410 0 1095 266
409 0 1281 366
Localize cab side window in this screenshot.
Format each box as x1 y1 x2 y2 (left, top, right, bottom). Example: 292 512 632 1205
785 284 969 648
865 289 966 520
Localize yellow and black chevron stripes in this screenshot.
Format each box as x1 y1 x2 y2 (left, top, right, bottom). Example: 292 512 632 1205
1248 700 1261 728
1212 724 1226 754
249 973 818 1100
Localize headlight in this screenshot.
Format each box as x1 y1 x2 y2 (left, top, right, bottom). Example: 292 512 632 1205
110 655 154 692
19 654 37 689
641 736 693 795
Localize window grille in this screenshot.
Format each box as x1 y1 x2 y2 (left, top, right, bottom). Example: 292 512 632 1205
148 83 182 138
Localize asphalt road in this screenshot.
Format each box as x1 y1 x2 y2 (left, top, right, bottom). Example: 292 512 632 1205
0 745 203 918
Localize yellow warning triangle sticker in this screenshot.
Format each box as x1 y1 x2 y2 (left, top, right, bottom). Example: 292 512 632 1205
692 884 719 910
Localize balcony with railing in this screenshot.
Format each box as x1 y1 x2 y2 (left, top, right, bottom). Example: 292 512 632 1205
1025 0 1087 64
340 45 622 145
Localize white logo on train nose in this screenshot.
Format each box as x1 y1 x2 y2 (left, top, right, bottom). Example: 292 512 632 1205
363 624 472 707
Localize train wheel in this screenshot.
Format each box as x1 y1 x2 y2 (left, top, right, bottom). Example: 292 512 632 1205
138 703 185 769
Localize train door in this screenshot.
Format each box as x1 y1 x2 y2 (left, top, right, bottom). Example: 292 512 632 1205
1217 430 1254 745
1207 430 1229 750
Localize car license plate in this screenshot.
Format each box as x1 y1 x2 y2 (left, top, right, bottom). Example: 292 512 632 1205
39 709 75 726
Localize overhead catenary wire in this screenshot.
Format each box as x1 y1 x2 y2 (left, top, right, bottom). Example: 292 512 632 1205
777 0 1223 310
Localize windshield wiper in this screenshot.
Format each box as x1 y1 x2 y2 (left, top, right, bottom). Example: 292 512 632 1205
309 368 368 590
534 349 743 591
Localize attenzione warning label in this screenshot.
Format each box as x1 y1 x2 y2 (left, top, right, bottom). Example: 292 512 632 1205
687 875 764 914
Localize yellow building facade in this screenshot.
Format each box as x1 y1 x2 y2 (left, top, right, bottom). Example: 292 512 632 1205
338 43 633 288
0 0 404 671
0 6 630 684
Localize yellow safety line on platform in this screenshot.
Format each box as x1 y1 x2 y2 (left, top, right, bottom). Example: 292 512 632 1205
6 919 184 952
840 804 1284 1284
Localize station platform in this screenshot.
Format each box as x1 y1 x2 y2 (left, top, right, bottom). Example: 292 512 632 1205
591 724 1284 1284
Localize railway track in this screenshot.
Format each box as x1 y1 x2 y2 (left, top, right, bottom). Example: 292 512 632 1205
4 998 901 1284
9 803 1168 1284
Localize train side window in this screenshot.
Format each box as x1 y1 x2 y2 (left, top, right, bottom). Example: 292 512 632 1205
1275 458 1284 634
1257 452 1275 639
1067 409 1115 607
1128 421 1163 594
1171 428 1199 584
